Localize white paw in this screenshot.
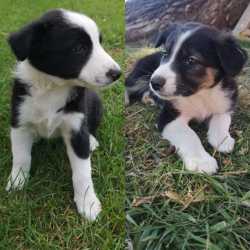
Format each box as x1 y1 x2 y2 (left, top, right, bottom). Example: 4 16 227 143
184 153 218 175
74 191 102 221
89 134 99 152
6 171 29 191
209 135 235 153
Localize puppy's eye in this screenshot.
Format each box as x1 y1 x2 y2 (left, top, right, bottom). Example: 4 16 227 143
72 44 86 54
184 56 198 65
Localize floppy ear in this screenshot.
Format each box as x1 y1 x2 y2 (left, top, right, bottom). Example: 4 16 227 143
8 22 38 61
155 23 180 48
215 34 248 76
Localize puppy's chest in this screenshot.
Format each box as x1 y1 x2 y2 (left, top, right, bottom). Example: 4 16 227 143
21 88 70 138
173 85 232 121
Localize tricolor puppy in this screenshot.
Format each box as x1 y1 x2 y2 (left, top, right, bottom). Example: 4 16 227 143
126 22 247 174
6 9 121 220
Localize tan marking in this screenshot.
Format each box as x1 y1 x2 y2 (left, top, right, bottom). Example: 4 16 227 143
200 67 216 88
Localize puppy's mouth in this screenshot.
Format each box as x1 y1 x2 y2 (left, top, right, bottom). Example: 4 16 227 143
94 69 122 87
95 77 119 86
76 77 120 89
149 83 176 100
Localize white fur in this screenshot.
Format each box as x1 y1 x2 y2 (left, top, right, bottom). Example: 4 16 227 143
63 10 120 86
208 113 235 153
15 60 74 90
159 83 234 173
7 9 115 220
8 80 101 220
173 83 232 122
6 127 34 190
62 113 85 132
89 134 99 151
159 84 234 173
151 31 194 96
149 28 236 174
63 133 101 221
162 118 218 174
61 112 101 220
15 65 72 138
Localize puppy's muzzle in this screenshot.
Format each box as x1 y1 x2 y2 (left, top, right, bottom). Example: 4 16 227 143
106 68 121 82
150 76 165 91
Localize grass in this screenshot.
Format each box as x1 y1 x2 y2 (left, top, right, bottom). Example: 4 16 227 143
0 0 124 249
125 47 250 250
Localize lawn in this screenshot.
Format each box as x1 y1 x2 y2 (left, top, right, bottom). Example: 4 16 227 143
125 46 250 250
0 0 124 249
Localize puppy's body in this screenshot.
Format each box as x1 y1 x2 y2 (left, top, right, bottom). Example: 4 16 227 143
126 23 246 174
12 61 102 139
7 9 121 221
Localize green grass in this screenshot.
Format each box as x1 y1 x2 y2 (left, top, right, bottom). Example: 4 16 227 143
125 48 250 250
0 0 124 249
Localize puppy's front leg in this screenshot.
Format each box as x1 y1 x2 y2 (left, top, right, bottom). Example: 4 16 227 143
160 117 218 174
6 127 34 191
208 113 235 153
62 114 101 221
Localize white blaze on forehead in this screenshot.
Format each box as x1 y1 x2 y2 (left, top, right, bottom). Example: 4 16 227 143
62 10 100 43
150 29 198 98
166 30 194 66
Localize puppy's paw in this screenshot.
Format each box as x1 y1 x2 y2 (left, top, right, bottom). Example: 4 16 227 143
142 91 155 106
184 153 218 175
89 135 99 152
209 135 235 153
75 191 102 221
6 171 29 191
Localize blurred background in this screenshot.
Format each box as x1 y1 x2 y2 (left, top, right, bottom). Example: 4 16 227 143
126 0 250 47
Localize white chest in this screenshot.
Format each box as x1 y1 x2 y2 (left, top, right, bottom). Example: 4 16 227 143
173 85 232 121
19 86 70 138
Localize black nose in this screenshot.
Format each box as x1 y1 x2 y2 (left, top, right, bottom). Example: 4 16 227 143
106 69 121 81
150 76 165 91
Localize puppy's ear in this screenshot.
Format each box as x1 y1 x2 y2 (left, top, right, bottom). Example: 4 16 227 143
155 22 201 48
155 23 180 48
215 34 248 76
8 22 41 61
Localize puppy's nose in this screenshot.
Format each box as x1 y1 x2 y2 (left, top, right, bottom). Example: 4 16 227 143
106 69 121 81
151 76 165 91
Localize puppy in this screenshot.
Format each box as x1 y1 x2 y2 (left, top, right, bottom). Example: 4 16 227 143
6 9 121 221
126 22 247 174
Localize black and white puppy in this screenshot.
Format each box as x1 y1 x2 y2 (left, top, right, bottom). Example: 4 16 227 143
126 22 247 174
6 9 121 221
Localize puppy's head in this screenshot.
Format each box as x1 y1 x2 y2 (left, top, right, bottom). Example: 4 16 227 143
8 9 121 86
150 22 247 99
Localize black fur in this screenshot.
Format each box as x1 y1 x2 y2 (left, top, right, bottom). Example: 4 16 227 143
171 27 247 96
157 101 180 132
215 34 248 77
126 22 247 102
63 87 103 136
71 122 90 159
221 77 238 112
125 51 162 103
11 79 30 128
8 9 93 79
155 22 201 48
126 22 247 134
